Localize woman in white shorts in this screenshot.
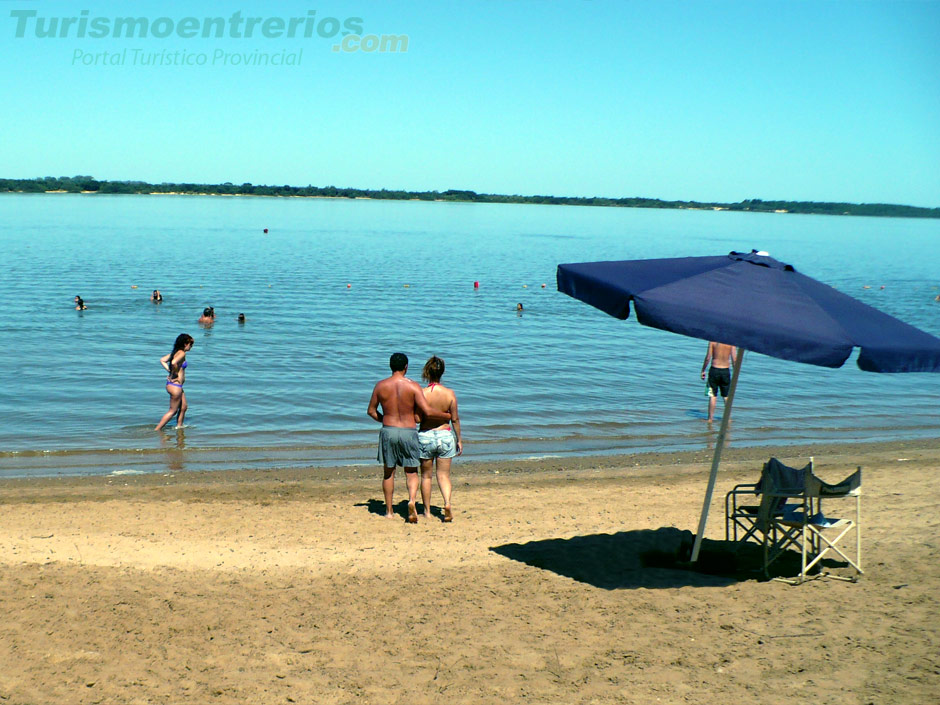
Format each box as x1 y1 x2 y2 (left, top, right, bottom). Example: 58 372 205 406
417 356 462 522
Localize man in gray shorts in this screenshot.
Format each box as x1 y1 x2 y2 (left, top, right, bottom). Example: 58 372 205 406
367 352 450 522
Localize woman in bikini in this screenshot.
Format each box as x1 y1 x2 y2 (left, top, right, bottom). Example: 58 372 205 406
417 356 463 521
155 333 194 431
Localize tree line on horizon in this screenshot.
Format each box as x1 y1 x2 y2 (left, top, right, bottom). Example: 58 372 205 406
1 175 937 219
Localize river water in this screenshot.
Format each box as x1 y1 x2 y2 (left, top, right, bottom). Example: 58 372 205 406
1 193 937 477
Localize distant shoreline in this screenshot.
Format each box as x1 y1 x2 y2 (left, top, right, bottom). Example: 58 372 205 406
3 176 938 219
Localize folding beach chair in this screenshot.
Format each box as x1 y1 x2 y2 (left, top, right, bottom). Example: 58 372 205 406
726 458 863 584
759 460 862 584
725 458 810 545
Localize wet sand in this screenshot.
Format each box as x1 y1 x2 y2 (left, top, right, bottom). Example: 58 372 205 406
1 439 938 704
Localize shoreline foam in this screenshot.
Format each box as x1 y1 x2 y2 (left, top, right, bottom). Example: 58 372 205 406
2 436 938 486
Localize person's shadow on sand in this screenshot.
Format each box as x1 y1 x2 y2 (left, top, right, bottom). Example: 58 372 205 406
490 527 830 589
357 499 447 522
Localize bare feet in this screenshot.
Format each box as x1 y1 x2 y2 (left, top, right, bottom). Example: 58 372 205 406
443 506 453 523
407 503 418 524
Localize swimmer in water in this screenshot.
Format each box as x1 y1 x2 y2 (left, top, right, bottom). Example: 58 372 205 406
151 289 163 302
74 295 87 310
198 307 215 327
237 313 246 323
155 333 194 431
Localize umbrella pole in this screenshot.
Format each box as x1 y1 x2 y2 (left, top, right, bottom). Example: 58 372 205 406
690 349 745 562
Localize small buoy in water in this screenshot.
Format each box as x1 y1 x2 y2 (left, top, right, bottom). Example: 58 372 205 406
523 285 528 288
541 283 546 288
347 283 351 288
131 285 138 289
263 228 268 234
474 281 479 289
404 284 410 288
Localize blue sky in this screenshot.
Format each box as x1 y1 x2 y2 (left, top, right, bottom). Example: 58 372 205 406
1 0 938 206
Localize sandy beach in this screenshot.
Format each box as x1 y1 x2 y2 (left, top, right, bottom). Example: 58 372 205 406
1 439 938 704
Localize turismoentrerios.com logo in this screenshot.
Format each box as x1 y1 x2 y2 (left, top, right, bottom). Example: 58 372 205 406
9 9 408 53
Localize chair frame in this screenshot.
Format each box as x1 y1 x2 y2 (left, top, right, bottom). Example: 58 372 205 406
725 458 810 547
725 479 761 544
767 467 862 584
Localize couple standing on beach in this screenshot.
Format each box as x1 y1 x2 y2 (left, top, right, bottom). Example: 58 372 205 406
368 353 463 523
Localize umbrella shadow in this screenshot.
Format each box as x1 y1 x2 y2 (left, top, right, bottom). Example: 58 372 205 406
489 527 802 589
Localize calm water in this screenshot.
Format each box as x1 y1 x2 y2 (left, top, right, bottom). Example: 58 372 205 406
1 193 938 478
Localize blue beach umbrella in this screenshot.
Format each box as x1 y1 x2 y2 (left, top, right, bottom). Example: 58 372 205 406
557 250 940 562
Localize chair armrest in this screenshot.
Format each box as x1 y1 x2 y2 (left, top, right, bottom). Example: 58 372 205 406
726 482 759 496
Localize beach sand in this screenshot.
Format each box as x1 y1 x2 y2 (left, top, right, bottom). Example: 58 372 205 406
1 439 938 704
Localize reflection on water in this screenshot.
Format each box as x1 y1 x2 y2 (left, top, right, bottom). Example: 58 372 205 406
159 427 187 472
704 421 733 454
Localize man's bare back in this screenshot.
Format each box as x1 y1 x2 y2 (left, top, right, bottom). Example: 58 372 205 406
368 372 426 428
707 342 735 369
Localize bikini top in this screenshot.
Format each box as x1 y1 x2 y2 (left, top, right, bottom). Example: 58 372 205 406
180 361 188 369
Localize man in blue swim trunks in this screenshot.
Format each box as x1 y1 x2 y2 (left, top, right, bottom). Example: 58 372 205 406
701 341 737 422
368 352 450 522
